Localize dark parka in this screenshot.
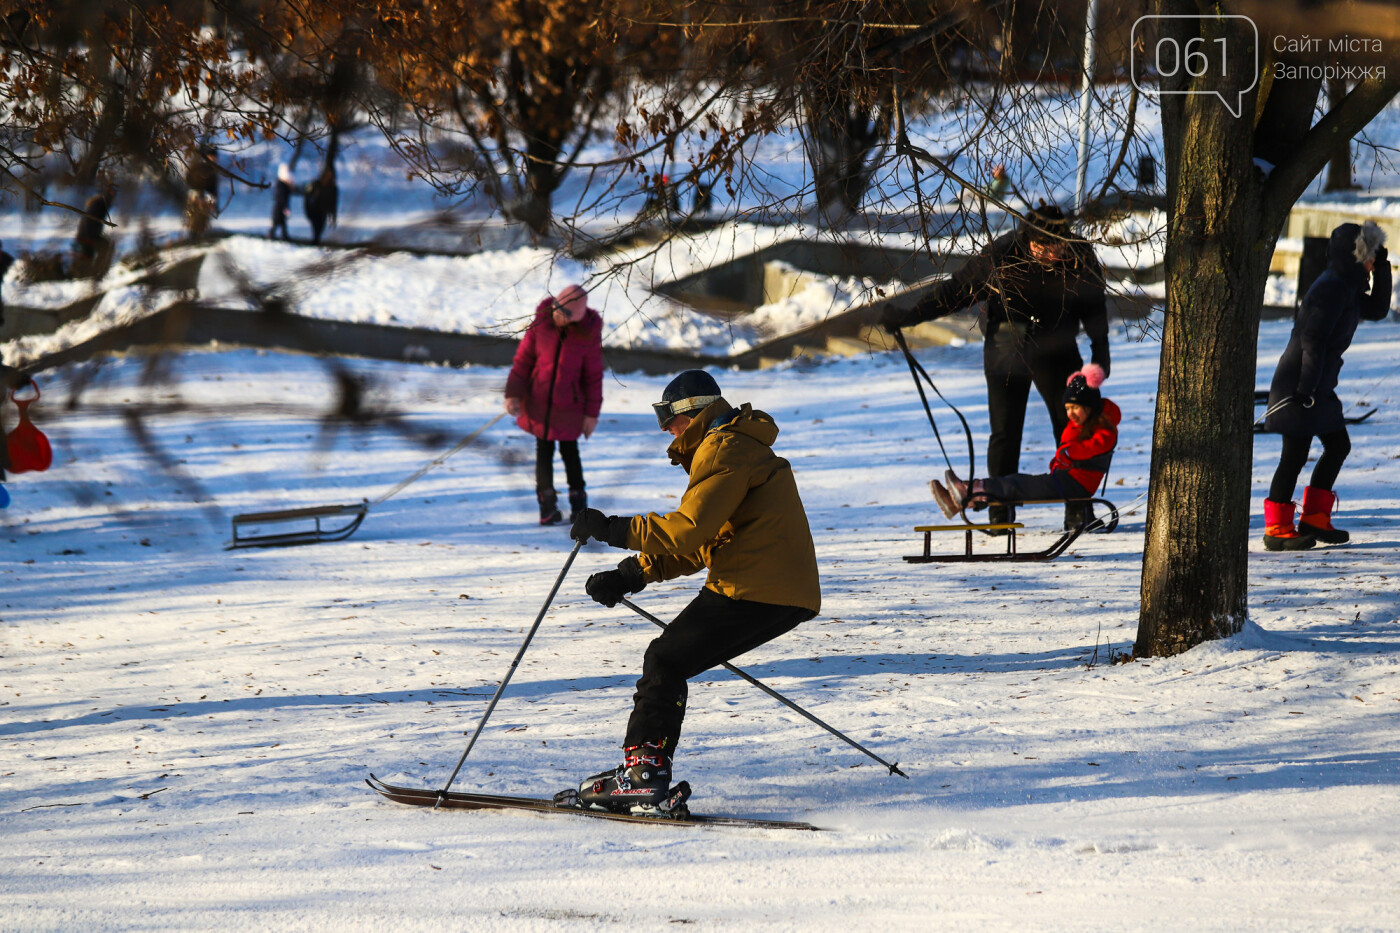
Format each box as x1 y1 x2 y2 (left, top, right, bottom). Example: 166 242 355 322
623 398 821 614
1266 224 1392 436
890 225 1111 376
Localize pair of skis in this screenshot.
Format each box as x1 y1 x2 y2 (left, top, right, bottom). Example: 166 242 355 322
366 774 822 832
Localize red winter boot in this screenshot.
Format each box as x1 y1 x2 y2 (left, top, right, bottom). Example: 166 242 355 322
1263 499 1316 551
1299 486 1349 544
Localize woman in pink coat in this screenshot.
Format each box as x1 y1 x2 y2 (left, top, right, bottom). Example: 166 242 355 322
505 284 604 525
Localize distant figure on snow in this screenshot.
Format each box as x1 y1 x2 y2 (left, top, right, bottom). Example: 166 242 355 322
880 202 1110 532
303 166 338 245
72 185 114 278
932 365 1119 522
270 163 295 240
505 284 604 525
1260 220 1392 551
0 240 14 328
184 146 221 237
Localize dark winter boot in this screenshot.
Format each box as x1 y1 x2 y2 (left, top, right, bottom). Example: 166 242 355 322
567 486 588 522
574 741 674 813
1064 501 1095 532
1263 498 1316 551
985 503 1013 536
537 488 563 526
1299 486 1349 544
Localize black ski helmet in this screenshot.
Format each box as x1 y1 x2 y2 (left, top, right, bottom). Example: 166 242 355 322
653 370 722 429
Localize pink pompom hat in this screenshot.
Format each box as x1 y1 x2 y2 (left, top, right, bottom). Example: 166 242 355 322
1063 363 1106 407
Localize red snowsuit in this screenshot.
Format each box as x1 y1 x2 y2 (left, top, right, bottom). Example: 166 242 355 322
505 299 604 441
1049 398 1120 494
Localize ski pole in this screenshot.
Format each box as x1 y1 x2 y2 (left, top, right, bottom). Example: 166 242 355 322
437 538 584 803
618 597 909 779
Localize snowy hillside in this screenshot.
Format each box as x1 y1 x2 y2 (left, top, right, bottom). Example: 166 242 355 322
2 314 1399 930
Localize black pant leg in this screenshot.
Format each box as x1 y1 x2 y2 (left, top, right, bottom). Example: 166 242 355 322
1270 433 1313 502
559 440 585 490
535 438 556 493
985 370 1033 478
1309 427 1351 491
623 588 814 754
983 472 1087 502
1030 352 1080 446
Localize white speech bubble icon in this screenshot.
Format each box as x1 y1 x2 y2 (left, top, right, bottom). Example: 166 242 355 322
1131 15 1260 119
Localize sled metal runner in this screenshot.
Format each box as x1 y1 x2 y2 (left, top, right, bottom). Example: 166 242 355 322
365 775 822 832
905 497 1119 563
228 413 503 549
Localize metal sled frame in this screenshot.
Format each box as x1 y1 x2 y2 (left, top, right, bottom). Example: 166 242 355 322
229 502 368 548
904 497 1119 563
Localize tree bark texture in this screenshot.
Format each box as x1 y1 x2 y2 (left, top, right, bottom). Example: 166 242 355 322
1136 3 1400 657
1136 7 1270 657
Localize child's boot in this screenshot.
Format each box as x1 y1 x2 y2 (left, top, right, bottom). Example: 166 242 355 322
1299 486 1349 544
1263 498 1316 551
568 486 588 522
537 488 563 526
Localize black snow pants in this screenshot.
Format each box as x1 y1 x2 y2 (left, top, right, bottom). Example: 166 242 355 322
623 587 815 755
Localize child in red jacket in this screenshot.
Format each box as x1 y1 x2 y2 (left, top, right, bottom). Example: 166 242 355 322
505 284 604 525
932 364 1119 521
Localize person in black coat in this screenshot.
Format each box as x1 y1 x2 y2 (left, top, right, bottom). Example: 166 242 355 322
1262 220 1391 550
880 203 1110 529
270 163 295 240
0 240 14 328
303 166 338 245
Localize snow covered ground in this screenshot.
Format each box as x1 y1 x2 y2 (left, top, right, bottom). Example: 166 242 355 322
2 313 1399 930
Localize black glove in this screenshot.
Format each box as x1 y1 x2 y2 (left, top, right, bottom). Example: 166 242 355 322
1090 345 1110 379
570 508 611 543
1375 245 1388 266
585 556 647 608
570 508 631 547
877 303 916 335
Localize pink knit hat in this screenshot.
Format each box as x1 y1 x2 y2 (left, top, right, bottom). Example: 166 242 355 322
555 284 588 321
1063 363 1106 406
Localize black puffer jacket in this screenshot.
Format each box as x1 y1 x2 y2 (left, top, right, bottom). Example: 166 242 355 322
1266 224 1391 436
889 226 1110 376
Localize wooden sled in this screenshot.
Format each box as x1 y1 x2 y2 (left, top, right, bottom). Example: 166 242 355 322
904 496 1119 563
229 502 368 548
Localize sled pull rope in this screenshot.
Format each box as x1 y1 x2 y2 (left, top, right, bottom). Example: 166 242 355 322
893 329 976 481
373 412 505 507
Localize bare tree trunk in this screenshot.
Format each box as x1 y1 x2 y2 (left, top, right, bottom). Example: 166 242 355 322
1135 4 1400 657
1324 78 1355 191
1135 9 1268 656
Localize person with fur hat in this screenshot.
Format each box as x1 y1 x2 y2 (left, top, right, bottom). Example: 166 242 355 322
1261 220 1391 551
562 370 821 815
880 202 1111 531
931 364 1119 520
505 284 605 525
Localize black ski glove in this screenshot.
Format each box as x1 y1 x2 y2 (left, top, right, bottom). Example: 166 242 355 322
585 556 647 608
1090 344 1110 379
570 508 631 547
877 303 916 334
1375 245 1388 267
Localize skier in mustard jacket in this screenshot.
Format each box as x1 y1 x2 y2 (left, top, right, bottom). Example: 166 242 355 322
565 370 821 814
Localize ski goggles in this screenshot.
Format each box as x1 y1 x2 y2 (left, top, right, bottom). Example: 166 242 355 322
652 395 719 430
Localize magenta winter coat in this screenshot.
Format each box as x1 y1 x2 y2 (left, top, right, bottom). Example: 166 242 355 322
505 299 604 441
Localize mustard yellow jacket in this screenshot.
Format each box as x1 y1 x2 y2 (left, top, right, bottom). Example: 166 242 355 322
625 398 821 613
